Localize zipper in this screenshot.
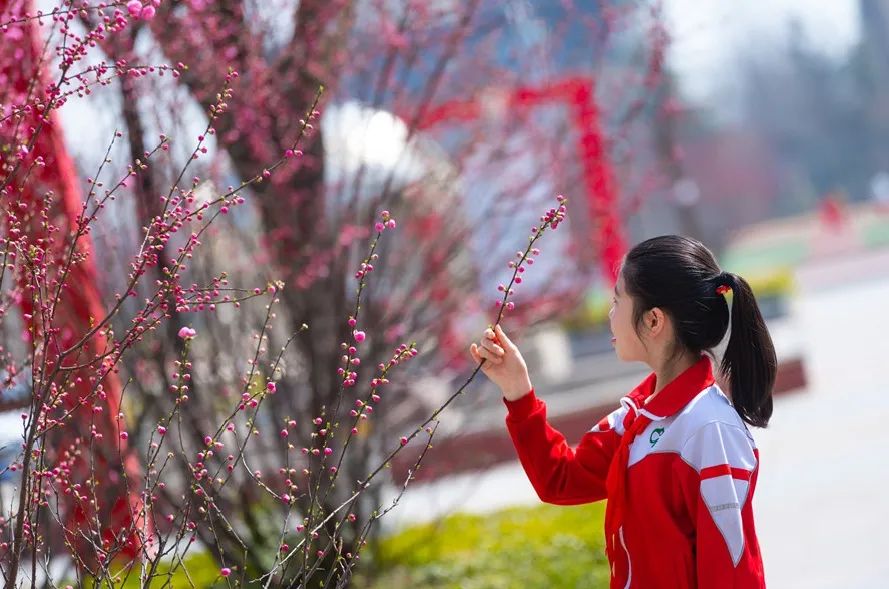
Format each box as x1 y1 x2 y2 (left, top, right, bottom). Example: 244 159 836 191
619 527 632 589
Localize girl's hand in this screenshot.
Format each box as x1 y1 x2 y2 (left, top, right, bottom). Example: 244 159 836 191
469 324 533 401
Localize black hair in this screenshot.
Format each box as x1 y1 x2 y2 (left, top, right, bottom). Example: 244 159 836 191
621 235 776 427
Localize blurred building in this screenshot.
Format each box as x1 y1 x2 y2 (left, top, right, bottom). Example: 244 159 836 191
860 0 889 114
860 1 889 196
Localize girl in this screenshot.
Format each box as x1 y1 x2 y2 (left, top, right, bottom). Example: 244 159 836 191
469 235 775 588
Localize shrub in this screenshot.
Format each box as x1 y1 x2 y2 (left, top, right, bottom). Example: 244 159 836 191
356 501 610 589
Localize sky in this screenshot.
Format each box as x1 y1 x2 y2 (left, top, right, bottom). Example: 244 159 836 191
663 0 861 108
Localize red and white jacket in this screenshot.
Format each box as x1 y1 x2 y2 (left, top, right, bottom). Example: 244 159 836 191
504 356 765 588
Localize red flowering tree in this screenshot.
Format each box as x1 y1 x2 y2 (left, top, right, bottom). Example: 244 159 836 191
0 0 665 585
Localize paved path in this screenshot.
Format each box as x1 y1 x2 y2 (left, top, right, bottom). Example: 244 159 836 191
754 388 889 588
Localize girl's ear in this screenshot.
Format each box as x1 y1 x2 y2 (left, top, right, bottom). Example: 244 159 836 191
647 307 666 336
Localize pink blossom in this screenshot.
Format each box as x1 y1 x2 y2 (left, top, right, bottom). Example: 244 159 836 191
126 1 142 17
220 567 231 577
140 5 156 19
353 330 366 343
400 436 408 446
177 326 196 339
157 426 167 435
375 222 385 232
266 382 277 393
119 432 128 440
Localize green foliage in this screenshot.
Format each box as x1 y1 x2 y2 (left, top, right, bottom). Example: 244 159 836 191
355 502 610 589
77 551 225 588
560 291 613 332
561 269 794 332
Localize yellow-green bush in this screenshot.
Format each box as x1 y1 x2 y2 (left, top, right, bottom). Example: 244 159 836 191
71 502 608 588
356 502 609 589
560 269 795 332
76 551 224 588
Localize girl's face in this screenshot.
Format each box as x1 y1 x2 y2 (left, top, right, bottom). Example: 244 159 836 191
609 274 647 363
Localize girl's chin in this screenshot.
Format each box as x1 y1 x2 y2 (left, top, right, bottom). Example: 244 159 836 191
612 341 631 362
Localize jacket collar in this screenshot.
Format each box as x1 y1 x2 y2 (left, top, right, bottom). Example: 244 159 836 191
626 356 715 421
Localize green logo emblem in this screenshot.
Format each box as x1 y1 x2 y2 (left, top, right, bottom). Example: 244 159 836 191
649 427 665 448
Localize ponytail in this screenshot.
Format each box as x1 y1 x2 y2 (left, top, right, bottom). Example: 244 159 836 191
622 236 778 428
718 272 777 428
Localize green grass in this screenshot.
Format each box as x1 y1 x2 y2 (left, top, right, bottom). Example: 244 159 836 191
67 502 609 588
74 551 225 588
356 501 610 589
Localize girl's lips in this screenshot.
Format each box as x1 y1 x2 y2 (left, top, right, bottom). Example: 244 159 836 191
611 336 617 344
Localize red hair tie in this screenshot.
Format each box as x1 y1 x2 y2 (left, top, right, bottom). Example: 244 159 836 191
716 285 731 295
